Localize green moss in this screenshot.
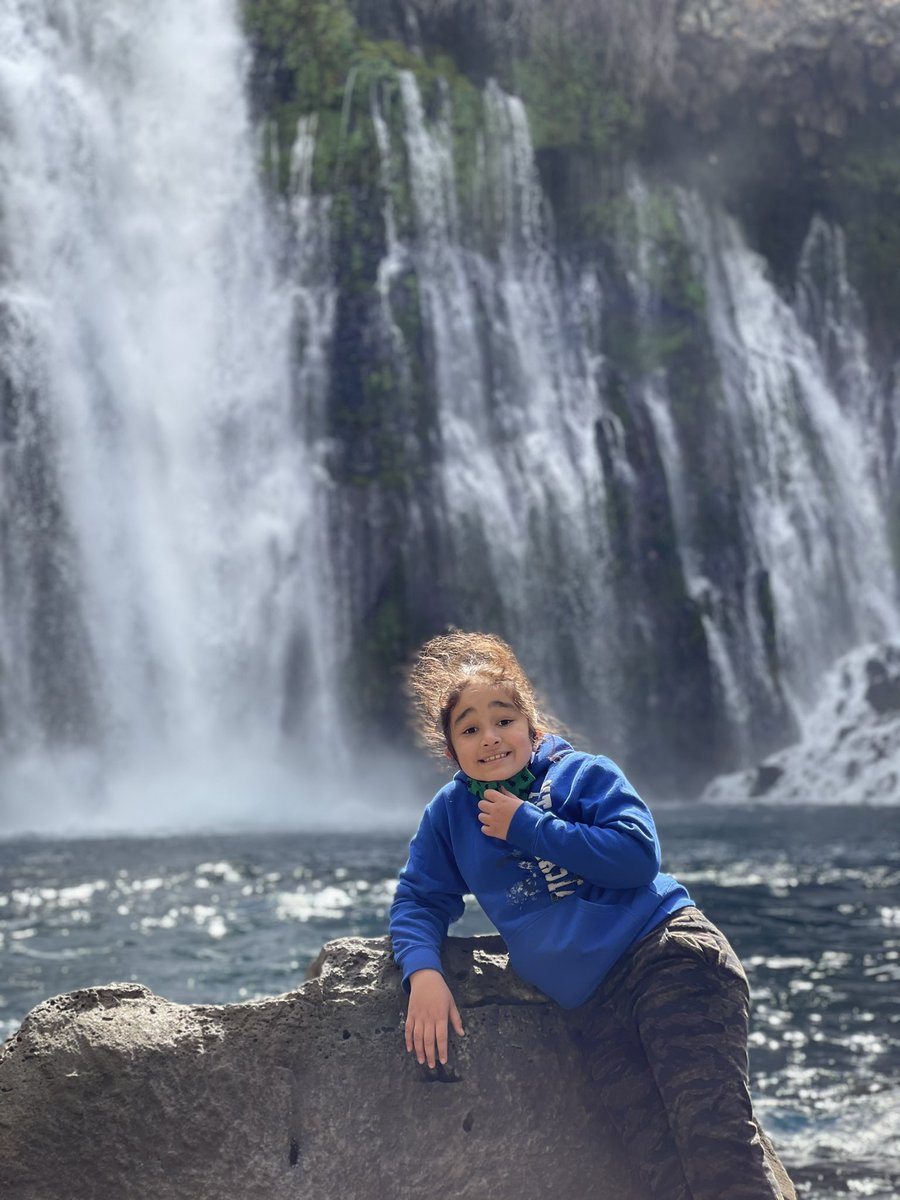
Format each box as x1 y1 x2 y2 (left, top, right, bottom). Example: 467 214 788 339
829 141 900 342
343 563 410 722
511 17 641 158
243 1 482 200
644 190 707 314
447 81 486 225
242 2 494 498
577 190 635 246
834 143 900 193
604 185 708 377
598 184 727 535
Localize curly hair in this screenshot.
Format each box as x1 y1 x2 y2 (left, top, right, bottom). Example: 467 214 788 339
406 630 556 763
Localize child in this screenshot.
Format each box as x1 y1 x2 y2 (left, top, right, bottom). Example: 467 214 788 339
389 631 795 1200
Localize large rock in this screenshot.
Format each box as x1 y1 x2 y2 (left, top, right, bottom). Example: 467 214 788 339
0 935 648 1200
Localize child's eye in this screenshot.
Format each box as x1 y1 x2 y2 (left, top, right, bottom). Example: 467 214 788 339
497 718 513 727
461 725 477 736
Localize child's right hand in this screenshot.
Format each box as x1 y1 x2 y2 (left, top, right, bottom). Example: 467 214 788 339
405 968 465 1067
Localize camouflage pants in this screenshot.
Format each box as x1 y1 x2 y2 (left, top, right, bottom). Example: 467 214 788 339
574 907 796 1200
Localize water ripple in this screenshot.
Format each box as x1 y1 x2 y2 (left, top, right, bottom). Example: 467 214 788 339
0 808 897 1198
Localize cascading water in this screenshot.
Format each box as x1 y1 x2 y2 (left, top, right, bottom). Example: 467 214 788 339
369 71 898 768
391 74 622 733
2 3 898 824
630 181 897 741
0 0 333 830
681 195 897 709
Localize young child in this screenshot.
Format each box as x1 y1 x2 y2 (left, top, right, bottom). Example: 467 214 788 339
389 631 795 1200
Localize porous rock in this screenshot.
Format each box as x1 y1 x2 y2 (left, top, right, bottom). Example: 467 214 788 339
0 935 647 1200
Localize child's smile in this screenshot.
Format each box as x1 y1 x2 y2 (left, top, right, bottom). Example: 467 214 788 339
447 682 534 782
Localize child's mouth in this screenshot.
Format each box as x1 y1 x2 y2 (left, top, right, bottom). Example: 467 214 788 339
479 751 510 764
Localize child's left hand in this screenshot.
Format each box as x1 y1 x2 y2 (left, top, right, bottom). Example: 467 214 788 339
478 787 523 840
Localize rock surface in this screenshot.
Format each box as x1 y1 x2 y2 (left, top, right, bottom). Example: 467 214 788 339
387 1 900 147
0 935 648 1200
669 0 900 147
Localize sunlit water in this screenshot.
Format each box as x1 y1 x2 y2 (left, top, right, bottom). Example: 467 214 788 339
1 805 897 1199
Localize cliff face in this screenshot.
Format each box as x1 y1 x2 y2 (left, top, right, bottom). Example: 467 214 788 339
235 0 900 791
671 0 900 140
4 3 897 800
348 0 900 145
340 0 900 299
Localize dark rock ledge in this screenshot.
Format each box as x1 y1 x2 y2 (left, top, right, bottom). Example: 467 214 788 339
0 936 646 1200
669 0 900 146
380 0 900 148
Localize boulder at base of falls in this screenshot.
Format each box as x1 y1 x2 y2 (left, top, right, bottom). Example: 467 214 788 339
0 935 649 1200
702 641 900 806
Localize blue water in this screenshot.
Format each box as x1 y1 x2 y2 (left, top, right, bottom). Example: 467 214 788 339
1 804 897 1199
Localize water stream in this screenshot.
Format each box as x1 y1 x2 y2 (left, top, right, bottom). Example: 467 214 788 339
0 0 332 826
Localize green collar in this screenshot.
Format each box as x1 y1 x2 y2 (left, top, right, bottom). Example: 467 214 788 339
466 765 535 800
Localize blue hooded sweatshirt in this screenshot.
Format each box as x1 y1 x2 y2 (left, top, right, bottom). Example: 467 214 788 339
390 735 693 1008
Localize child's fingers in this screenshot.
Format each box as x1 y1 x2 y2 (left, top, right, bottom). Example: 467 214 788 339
424 1021 438 1068
406 1006 463 1065
412 1017 438 1068
405 1012 423 1055
450 999 465 1037
412 1018 428 1065
405 1010 420 1059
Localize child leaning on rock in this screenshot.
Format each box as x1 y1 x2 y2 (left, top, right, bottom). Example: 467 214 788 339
389 630 796 1200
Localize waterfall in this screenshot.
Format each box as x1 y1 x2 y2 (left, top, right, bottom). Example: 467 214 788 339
624 178 897 746
0 0 331 829
2 4 897 824
391 73 622 736
373 72 898 766
679 194 895 711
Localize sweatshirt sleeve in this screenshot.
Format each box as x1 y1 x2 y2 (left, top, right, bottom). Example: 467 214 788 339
389 800 468 990
504 757 660 889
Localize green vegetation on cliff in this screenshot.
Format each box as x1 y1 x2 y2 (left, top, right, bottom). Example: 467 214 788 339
242 1 641 231
242 0 489 493
827 130 900 350
511 16 640 158
243 0 482 199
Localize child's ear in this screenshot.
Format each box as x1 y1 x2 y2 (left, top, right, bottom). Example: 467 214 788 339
444 746 456 762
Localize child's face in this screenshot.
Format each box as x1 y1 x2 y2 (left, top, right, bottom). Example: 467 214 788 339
446 682 534 781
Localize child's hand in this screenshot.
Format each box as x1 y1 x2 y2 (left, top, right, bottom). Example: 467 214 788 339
478 786 523 840
405 969 465 1067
